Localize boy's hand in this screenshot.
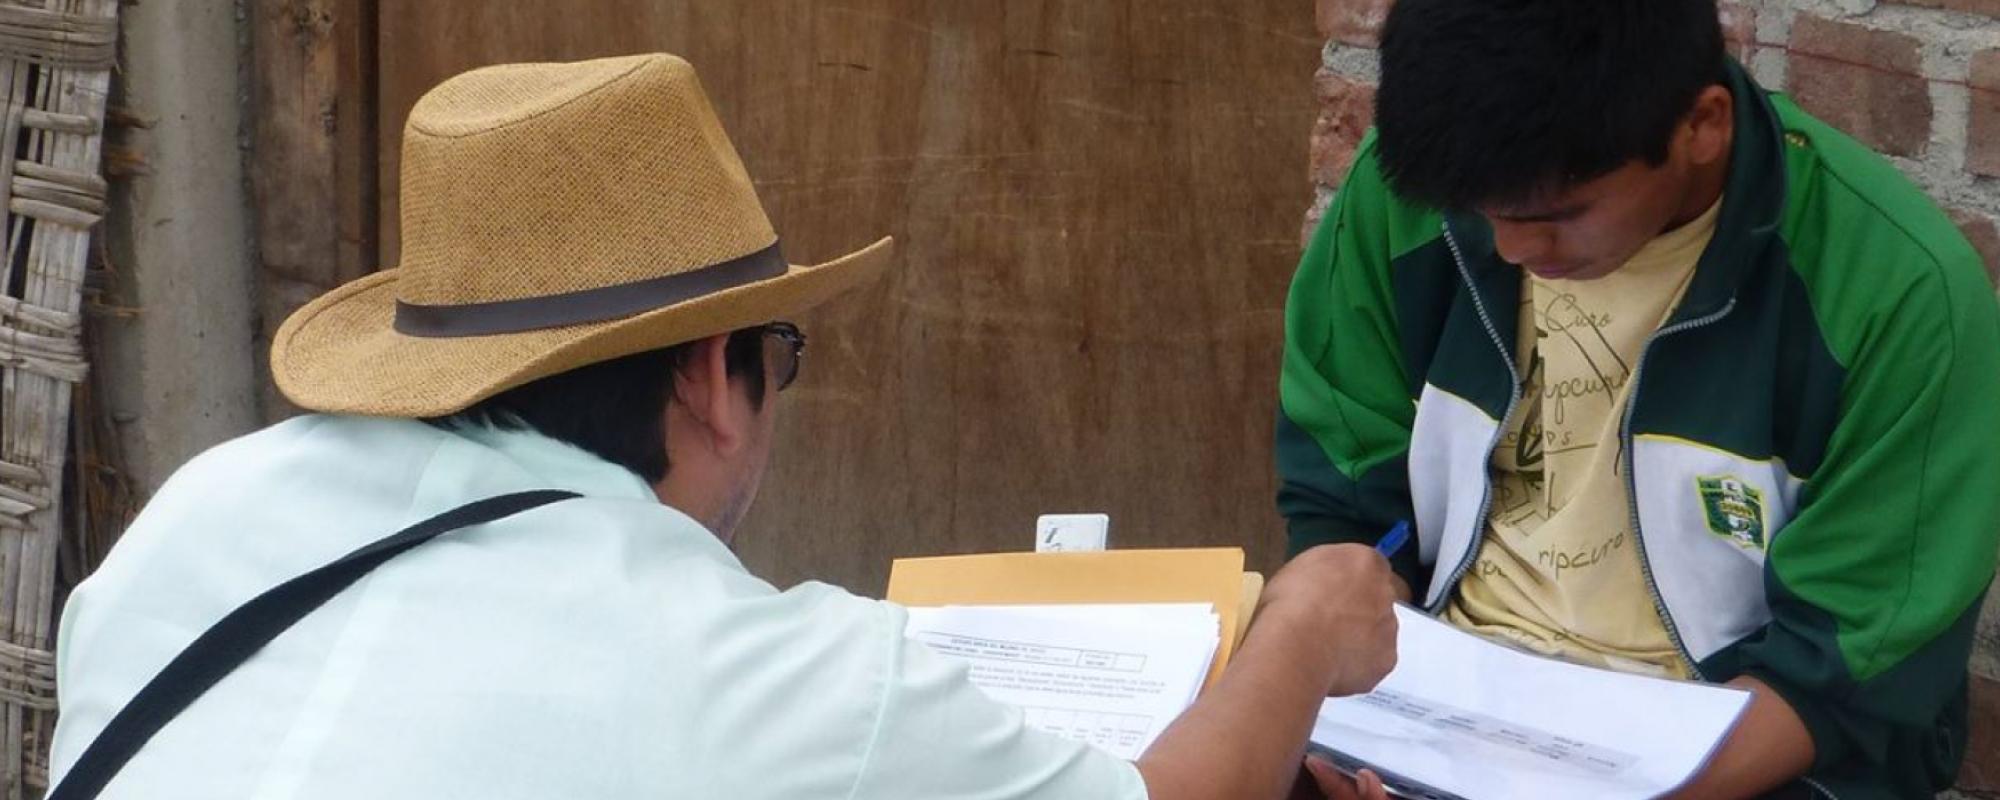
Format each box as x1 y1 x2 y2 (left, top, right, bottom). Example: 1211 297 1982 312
1303 756 1391 800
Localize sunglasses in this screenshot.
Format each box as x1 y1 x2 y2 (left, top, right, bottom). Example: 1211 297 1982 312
760 321 806 391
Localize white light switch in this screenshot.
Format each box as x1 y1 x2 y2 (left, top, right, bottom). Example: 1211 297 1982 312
1035 513 1109 552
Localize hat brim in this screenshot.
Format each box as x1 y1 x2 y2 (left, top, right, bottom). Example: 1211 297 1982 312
272 236 894 417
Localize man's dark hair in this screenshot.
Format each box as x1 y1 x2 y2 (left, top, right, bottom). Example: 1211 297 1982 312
1374 0 1727 211
425 328 768 484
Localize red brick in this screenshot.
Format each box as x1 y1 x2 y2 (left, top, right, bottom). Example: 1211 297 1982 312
1719 3 1757 63
1886 0 2000 19
1970 50 2000 178
1965 675 2000 793
1975 49 2000 89
1310 70 1376 189
1949 209 2000 285
1319 0 1395 48
1787 16 1933 158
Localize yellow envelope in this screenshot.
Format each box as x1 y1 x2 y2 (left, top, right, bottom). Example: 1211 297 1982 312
886 547 1260 691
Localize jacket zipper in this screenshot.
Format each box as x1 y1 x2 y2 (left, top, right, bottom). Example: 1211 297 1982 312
1623 289 1839 799
1617 297 1736 682
1434 223 1519 612
1575 296 1842 800
1441 234 1835 798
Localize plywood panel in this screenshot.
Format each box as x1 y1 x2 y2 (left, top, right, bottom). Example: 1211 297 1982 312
375 1 1318 594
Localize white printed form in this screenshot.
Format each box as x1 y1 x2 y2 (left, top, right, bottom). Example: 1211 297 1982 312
904 604 1218 760
1312 605 1751 800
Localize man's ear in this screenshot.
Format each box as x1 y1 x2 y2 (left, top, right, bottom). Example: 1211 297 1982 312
669 333 748 457
1683 84 1735 167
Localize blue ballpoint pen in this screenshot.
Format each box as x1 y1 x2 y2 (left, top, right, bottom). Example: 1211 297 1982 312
1376 520 1411 558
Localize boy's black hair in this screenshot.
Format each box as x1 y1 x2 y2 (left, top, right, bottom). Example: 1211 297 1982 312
424 328 767 484
1374 0 1727 211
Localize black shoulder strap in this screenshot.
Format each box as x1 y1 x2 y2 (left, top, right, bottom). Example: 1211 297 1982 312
48 489 582 800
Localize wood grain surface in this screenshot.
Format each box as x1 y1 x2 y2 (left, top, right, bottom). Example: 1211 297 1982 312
361 0 1318 594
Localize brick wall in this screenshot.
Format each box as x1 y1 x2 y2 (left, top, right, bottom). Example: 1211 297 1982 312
1307 1 2000 794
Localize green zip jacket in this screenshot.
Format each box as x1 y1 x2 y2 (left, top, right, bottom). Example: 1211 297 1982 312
1277 61 2000 798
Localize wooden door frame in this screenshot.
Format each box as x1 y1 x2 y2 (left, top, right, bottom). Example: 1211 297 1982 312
247 0 379 420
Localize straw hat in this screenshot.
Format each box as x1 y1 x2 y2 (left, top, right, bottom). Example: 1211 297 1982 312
271 53 893 417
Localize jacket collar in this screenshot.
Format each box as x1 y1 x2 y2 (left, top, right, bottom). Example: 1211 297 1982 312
1675 58 1787 321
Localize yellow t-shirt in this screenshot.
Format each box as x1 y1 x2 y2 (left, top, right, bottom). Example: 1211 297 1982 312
1444 199 1723 678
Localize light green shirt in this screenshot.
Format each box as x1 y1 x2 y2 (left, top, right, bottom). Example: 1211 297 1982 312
52 415 1147 799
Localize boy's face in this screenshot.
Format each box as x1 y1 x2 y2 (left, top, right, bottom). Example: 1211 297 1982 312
1474 85 1735 282
1478 158 1698 282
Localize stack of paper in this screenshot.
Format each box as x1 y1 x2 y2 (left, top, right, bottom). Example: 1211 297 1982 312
885 548 1255 691
1310 605 1752 800
904 603 1220 759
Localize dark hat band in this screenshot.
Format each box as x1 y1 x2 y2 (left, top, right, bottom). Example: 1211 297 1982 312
393 242 787 338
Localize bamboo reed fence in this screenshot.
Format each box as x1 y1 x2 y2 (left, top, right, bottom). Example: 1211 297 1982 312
0 0 117 796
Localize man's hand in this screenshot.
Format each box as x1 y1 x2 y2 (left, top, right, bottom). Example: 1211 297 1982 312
1302 756 1390 800
1258 543 1400 696
1135 542 1401 800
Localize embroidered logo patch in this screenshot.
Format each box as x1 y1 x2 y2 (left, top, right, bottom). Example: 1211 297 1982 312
1697 475 1765 550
